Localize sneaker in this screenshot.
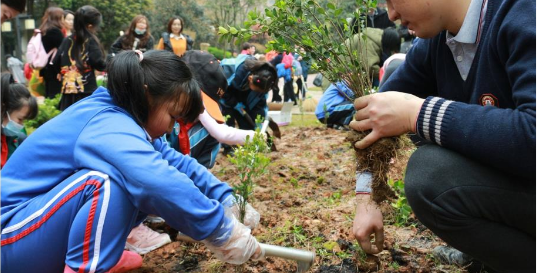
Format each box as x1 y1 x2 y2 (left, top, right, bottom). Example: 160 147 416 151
63 251 142 273
433 246 472 266
126 224 171 255
145 215 165 224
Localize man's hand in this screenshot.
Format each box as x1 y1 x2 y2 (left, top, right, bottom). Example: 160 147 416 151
349 91 425 149
353 194 384 254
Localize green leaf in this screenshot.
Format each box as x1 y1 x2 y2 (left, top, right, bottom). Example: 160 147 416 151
229 27 238 35
335 9 342 16
327 3 335 10
218 26 229 35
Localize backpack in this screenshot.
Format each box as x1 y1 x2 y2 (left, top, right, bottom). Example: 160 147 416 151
220 54 255 85
26 29 57 70
282 52 294 69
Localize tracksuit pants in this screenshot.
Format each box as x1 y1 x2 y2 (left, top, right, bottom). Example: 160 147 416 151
1 169 141 273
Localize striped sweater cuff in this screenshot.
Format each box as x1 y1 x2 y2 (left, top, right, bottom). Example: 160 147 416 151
416 96 454 146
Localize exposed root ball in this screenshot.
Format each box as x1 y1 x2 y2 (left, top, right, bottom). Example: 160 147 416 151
346 131 406 203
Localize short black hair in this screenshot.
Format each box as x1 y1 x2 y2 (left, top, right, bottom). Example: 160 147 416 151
1 0 26 13
106 50 203 126
242 60 277 93
242 42 252 51
381 27 401 54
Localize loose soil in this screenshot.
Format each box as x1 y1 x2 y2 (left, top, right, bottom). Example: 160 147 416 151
132 126 479 273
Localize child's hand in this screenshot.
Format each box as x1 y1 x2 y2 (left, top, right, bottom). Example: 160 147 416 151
202 212 263 264
222 195 260 229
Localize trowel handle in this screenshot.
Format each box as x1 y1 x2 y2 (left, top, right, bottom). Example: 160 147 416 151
260 120 270 134
259 243 315 263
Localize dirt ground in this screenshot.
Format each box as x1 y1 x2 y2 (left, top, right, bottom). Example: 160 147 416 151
131 125 481 273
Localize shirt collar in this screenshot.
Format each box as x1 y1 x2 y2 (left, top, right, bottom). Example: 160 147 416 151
446 0 485 44
170 33 185 39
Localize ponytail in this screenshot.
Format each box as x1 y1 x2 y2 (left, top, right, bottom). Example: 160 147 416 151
107 50 203 126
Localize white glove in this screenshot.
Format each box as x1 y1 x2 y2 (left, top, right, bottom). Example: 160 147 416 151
222 195 260 230
202 209 263 264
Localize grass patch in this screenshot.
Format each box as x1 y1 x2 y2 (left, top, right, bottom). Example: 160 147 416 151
288 113 322 127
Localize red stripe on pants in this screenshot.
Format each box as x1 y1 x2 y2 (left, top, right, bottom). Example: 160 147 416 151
79 181 102 273
1 180 102 257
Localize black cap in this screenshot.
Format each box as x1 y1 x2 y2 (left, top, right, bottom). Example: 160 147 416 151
181 50 228 103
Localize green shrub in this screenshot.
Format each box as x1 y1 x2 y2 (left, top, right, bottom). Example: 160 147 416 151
24 94 62 132
228 115 271 223
207 46 232 60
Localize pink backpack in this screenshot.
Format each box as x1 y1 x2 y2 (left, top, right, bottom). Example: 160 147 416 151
282 52 294 69
26 29 57 69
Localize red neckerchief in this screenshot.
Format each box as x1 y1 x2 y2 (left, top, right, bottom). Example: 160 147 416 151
1 134 8 168
177 119 195 155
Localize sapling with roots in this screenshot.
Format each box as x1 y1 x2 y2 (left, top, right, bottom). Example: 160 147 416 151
228 115 271 223
220 0 408 203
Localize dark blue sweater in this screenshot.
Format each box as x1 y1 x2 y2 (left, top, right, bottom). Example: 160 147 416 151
380 0 535 178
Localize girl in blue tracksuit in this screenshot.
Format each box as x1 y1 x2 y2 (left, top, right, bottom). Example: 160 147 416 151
1 50 262 273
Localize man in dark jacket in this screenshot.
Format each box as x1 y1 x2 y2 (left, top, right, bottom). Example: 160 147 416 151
350 0 535 272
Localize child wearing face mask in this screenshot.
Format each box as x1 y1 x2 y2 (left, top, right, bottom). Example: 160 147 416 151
110 15 154 56
1 73 38 168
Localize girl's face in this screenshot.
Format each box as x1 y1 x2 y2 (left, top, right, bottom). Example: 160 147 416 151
135 20 147 31
144 99 182 140
64 14 74 30
171 19 182 35
2 105 30 127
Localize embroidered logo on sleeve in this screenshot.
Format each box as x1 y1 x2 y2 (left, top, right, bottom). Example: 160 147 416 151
480 94 498 107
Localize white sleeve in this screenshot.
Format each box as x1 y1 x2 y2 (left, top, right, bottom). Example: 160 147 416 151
198 110 255 145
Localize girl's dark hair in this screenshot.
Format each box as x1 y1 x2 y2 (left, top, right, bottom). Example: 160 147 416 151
106 50 203 126
64 9 75 17
381 27 401 55
1 73 38 121
1 0 26 13
122 15 152 50
39 7 64 35
167 16 184 34
72 5 104 71
242 60 277 93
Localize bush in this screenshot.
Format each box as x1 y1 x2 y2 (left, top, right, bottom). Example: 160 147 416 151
24 94 62 132
207 46 232 60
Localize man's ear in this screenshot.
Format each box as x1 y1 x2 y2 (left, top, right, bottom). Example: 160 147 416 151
248 75 253 83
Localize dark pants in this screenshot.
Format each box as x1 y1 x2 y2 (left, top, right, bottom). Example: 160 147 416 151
283 80 296 103
41 67 62 99
405 145 536 273
295 77 305 100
